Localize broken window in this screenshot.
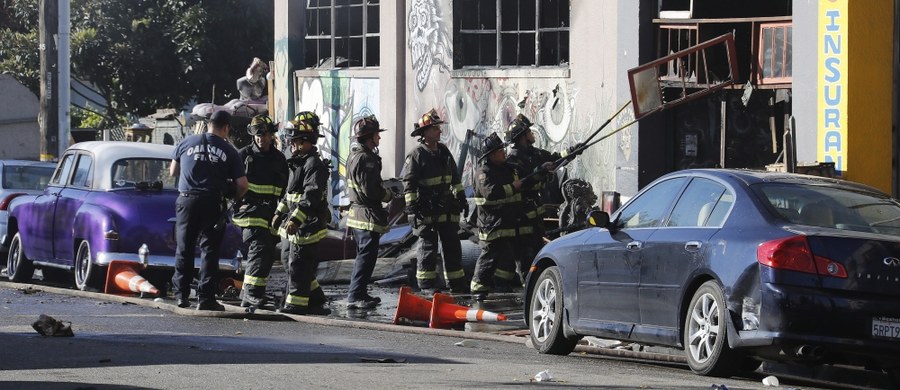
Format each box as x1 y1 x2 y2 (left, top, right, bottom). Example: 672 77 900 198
758 22 792 84
304 0 380 69
453 0 570 68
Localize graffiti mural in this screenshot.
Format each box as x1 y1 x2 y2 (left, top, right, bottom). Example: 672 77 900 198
296 76 380 209
408 0 452 92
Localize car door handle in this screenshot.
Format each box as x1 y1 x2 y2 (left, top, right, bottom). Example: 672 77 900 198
626 241 642 251
685 241 702 251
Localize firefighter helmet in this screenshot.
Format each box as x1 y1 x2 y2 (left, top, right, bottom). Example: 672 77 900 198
284 120 322 141
353 115 387 139
505 114 534 142
479 132 507 161
247 114 275 136
290 111 321 130
410 108 445 137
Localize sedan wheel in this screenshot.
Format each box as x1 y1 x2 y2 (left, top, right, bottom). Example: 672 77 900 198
529 266 579 355
74 240 103 291
6 233 34 283
684 280 742 376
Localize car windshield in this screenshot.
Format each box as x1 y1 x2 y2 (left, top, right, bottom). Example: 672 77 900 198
2 165 55 190
111 158 176 190
754 183 900 235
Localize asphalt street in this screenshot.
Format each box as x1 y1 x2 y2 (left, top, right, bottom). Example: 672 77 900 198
1 280 895 389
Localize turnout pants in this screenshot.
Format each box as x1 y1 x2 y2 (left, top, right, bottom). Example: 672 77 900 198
415 222 466 290
470 237 518 293
347 228 381 301
282 241 326 308
241 226 277 298
172 194 225 304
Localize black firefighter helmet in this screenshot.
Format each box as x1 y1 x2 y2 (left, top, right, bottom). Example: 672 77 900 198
479 132 507 161
505 113 534 143
353 115 387 140
284 120 323 142
247 114 275 136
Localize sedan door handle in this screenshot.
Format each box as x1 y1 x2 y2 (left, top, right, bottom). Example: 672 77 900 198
685 241 702 251
626 241 642 251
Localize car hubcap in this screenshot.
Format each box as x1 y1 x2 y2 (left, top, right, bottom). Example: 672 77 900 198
8 241 18 275
688 292 720 364
76 246 88 285
531 278 557 343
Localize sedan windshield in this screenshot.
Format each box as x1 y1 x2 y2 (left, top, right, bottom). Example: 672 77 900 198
755 183 900 235
111 158 176 190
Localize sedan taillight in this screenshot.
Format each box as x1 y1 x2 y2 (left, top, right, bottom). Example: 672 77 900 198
757 235 848 278
0 193 26 211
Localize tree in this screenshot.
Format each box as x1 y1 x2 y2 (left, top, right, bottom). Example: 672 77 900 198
0 0 273 128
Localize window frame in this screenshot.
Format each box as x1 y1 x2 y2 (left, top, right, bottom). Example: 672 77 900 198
452 0 570 70
757 22 792 85
304 0 380 69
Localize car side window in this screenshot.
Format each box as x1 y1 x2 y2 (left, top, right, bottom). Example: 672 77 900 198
618 177 687 228
668 178 730 227
71 154 94 188
50 154 75 186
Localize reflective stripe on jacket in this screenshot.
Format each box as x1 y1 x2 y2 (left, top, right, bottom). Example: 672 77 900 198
233 141 288 231
275 147 330 245
402 143 463 224
474 161 529 241
346 144 390 233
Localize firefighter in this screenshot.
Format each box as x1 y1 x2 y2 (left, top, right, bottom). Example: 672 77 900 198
402 108 469 294
505 114 582 281
345 115 393 309
470 132 529 301
170 110 248 310
233 114 288 309
271 112 331 315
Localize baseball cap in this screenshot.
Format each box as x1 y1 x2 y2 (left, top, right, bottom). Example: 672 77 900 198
209 110 232 126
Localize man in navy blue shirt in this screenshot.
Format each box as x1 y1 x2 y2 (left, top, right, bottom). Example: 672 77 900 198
170 110 248 310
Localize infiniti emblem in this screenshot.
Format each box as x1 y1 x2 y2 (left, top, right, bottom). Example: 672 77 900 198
884 257 900 267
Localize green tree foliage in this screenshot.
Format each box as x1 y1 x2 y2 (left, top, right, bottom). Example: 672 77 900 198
0 0 273 128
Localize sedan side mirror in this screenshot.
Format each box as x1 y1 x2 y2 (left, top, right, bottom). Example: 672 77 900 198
586 210 611 228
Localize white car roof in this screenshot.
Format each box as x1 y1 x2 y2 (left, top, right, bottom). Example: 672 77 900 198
64 141 175 190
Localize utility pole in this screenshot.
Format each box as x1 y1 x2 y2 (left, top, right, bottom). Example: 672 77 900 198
38 0 70 162
39 0 58 161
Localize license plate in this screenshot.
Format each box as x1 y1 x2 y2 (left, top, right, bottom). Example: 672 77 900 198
872 317 900 339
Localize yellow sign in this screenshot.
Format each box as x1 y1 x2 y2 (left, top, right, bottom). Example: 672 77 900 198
818 0 848 175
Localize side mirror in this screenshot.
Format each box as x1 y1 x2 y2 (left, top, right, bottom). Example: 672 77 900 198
586 210 611 228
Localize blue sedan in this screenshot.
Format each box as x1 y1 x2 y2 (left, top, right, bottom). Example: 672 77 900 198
525 169 900 380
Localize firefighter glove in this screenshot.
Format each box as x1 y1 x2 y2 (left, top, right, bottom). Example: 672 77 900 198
566 142 586 157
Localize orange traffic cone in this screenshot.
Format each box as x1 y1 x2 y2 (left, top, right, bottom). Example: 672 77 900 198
429 292 507 329
104 260 159 296
393 286 433 325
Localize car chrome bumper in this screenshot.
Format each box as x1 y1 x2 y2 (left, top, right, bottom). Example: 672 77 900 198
95 251 241 271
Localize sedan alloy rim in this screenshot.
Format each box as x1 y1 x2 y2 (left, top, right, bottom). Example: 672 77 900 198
531 278 557 343
687 292 720 364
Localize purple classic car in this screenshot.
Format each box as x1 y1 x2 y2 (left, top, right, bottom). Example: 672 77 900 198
5 141 243 291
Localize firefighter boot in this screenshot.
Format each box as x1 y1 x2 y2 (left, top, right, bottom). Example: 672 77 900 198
240 285 269 308
449 279 471 295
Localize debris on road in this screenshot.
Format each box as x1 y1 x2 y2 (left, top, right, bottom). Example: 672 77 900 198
454 340 477 348
762 375 780 387
532 370 554 382
31 314 74 337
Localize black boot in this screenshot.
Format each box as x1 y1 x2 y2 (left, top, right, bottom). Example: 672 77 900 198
241 286 269 308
